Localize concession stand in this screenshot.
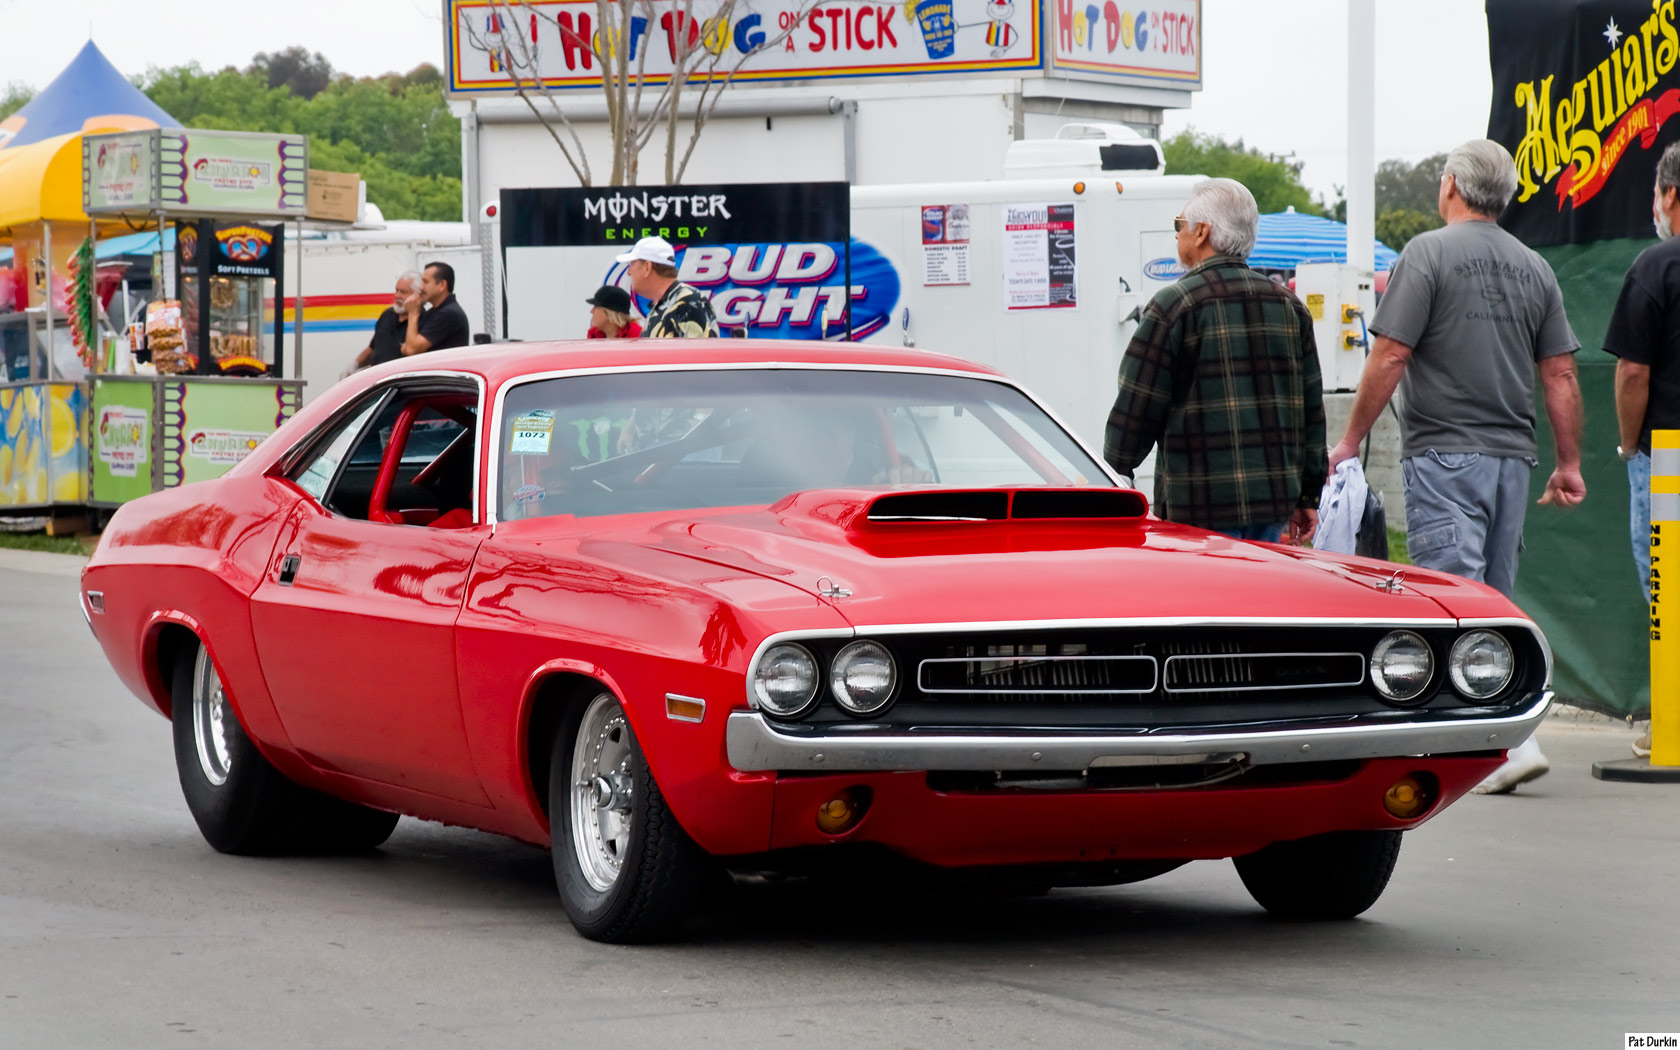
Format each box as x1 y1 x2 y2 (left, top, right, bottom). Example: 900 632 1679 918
0 42 181 514
81 128 308 507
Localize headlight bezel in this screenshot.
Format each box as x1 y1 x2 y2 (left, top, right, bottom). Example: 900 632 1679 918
1369 629 1436 705
1448 629 1516 700
751 642 822 719
829 640 899 716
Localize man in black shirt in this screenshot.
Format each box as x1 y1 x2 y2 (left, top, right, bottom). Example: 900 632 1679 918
353 271 419 370
401 261 471 355
1604 141 1680 760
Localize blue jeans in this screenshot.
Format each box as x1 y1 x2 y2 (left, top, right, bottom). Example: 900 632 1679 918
1630 451 1652 605
1217 522 1286 543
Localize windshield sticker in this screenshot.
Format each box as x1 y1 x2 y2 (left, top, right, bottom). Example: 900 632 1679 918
510 410 555 455
513 484 547 508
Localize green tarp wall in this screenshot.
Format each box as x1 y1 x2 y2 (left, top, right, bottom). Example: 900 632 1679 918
1517 239 1649 717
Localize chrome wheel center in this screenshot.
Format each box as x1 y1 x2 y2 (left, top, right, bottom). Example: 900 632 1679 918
191 649 233 787
569 694 635 893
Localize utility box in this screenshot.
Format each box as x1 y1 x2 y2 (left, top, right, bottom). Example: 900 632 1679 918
1294 262 1375 393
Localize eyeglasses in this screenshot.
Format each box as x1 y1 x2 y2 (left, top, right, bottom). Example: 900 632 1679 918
1173 216 1203 233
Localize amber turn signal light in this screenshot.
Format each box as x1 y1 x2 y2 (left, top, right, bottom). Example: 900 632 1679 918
815 787 871 835
1382 774 1436 819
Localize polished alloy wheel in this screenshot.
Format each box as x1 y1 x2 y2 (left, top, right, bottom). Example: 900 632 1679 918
570 693 634 892
191 648 233 787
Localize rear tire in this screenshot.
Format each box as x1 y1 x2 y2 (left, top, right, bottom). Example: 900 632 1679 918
549 691 709 943
171 641 398 855
1234 830 1402 920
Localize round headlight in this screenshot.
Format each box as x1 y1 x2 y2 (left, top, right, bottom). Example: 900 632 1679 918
830 641 898 715
1370 630 1434 704
752 643 820 717
1449 630 1515 699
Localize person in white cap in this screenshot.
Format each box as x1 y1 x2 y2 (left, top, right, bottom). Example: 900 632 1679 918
616 235 719 339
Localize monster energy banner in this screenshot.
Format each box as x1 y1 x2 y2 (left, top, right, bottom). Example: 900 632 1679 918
1490 0 1680 245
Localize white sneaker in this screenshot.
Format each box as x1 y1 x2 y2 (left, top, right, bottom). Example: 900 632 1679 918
1471 736 1550 794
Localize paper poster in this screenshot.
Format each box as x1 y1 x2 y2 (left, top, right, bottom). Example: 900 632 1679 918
1002 203 1077 310
510 409 555 455
97 405 149 478
921 204 970 287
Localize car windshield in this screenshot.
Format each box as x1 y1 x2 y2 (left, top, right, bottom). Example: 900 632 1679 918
496 368 1111 521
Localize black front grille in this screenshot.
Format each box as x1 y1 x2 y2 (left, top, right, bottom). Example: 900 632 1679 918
920 649 1157 695
787 624 1543 730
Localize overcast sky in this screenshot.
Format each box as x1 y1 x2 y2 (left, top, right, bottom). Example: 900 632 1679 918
4 0 1491 200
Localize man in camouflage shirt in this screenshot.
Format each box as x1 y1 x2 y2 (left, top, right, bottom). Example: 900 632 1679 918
1104 178 1325 543
616 236 720 338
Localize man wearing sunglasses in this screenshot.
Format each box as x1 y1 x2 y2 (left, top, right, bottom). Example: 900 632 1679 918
1105 178 1326 548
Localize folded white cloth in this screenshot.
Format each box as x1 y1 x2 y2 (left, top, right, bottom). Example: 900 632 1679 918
1313 458 1369 555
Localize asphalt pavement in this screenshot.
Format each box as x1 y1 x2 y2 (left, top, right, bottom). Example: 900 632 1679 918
2 548 1677 1049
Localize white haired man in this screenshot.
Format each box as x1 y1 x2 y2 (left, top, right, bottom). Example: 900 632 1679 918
1105 177 1326 546
353 271 421 370
1329 138 1585 794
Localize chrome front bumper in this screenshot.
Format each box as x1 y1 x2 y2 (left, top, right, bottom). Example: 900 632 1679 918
724 691 1553 773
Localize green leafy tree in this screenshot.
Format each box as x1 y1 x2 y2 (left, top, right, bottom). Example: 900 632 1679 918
249 47 335 100
133 57 461 221
1162 130 1324 216
1 82 35 121
1375 208 1443 252
1377 153 1447 215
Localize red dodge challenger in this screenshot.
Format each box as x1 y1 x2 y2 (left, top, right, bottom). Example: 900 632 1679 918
82 340 1551 942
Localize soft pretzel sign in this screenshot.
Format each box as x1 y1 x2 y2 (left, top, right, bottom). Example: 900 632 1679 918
445 0 1043 92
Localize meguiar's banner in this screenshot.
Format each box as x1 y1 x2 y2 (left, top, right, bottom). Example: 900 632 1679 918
1490 0 1680 245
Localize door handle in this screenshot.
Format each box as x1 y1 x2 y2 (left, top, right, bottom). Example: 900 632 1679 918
278 554 302 585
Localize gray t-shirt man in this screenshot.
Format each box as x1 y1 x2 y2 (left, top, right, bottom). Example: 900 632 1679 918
1370 220 1580 459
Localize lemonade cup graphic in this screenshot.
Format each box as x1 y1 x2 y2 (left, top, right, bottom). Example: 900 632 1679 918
913 0 956 58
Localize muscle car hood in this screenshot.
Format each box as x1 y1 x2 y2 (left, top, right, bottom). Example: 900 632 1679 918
637 489 1512 627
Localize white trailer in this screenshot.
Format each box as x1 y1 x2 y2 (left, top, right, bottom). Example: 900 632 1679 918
499 124 1191 489
279 218 482 401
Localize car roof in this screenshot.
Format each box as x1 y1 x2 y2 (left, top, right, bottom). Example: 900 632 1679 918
387 338 1007 388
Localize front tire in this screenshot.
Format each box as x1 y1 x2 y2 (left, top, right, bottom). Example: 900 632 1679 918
1234 830 1402 920
171 641 398 855
549 691 708 943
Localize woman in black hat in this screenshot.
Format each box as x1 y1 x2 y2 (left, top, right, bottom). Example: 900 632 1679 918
584 284 642 340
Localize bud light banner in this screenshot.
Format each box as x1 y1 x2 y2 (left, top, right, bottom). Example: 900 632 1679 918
601 240 900 340
1489 0 1680 245
500 181 901 341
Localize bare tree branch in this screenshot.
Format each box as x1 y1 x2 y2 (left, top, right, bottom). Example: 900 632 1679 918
673 0 819 183
465 1 593 185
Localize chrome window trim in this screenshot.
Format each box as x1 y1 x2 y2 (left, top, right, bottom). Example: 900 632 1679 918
725 690 1556 773
1160 651 1366 695
485 361 1125 527
917 654 1161 695
272 371 488 527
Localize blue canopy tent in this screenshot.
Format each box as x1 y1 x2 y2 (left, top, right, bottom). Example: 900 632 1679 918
0 41 178 151
1249 207 1400 272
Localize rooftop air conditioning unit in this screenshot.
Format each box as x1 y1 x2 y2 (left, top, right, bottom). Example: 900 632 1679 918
1003 123 1166 179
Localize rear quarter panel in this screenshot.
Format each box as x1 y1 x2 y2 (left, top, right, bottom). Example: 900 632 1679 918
83 475 302 760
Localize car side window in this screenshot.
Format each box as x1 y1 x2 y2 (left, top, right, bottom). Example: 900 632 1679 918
329 395 478 524
292 398 382 504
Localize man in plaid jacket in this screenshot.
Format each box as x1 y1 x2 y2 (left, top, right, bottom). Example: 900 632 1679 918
1104 178 1326 544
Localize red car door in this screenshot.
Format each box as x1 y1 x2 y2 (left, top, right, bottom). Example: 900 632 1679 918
249 387 491 805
